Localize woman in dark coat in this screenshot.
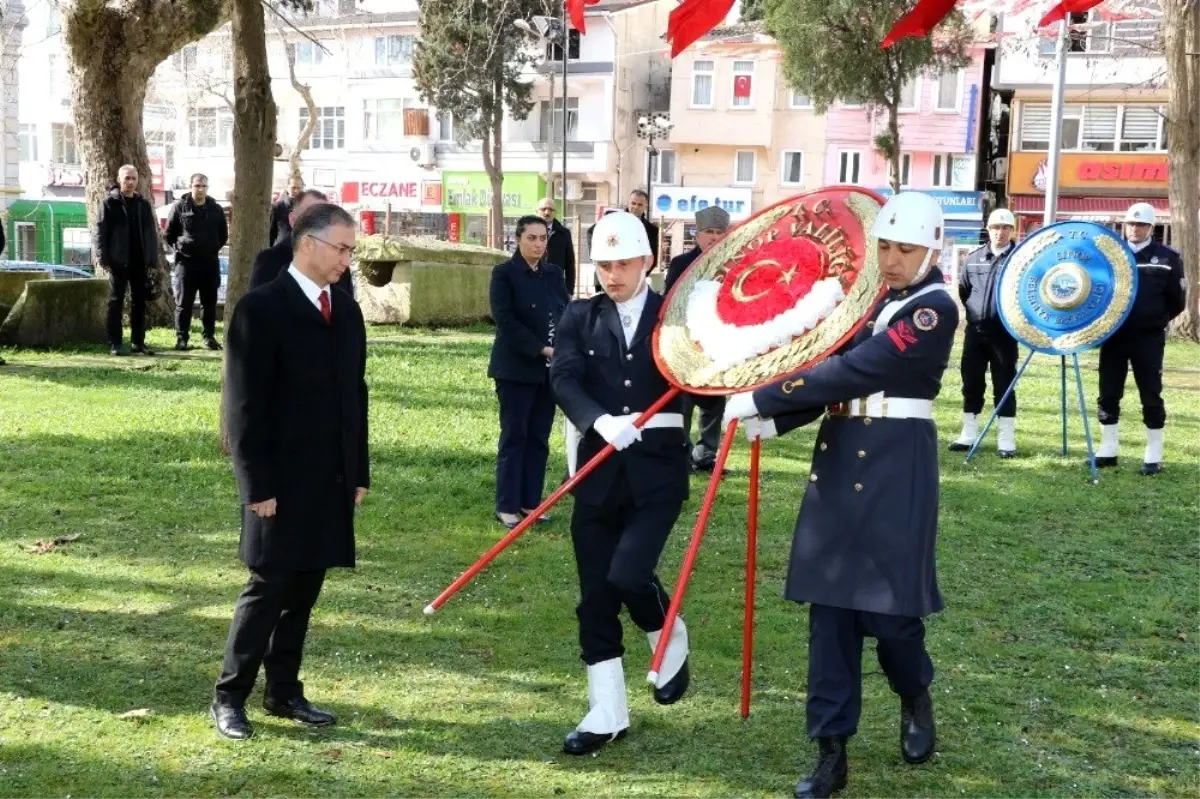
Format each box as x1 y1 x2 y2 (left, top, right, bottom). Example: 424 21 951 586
487 215 570 528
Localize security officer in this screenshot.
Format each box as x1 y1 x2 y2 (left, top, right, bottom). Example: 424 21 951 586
950 208 1020 456
666 205 731 471
165 172 229 351
724 192 959 799
1095 202 1187 475
550 211 691 756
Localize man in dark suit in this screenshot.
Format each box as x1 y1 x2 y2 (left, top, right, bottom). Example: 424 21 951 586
250 190 353 298
550 211 691 757
268 175 305 247
165 172 229 351
537 197 577 296
625 189 660 271
212 203 370 741
665 205 731 471
95 164 161 356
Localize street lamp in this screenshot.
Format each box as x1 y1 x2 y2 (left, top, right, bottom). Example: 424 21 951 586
516 9 569 204
636 113 673 224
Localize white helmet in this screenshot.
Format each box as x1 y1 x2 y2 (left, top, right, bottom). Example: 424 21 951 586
870 192 944 250
590 211 651 261
1124 202 1156 225
987 208 1016 228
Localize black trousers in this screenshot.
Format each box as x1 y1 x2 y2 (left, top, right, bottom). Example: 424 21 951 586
960 323 1018 417
1098 330 1166 428
494 378 556 514
571 470 683 664
214 569 327 706
106 265 148 348
806 604 933 738
684 394 725 465
175 261 220 341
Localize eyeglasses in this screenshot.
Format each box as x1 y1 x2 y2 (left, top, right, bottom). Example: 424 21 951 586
308 234 356 258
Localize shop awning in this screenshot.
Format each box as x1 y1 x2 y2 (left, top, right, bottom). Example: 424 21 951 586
1010 195 1170 222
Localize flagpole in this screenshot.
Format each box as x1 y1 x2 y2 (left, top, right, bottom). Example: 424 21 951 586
1045 17 1070 438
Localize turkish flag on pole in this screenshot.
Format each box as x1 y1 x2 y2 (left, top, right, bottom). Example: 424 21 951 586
733 75 752 98
880 0 960 49
567 0 601 33
666 0 737 58
1038 0 1105 28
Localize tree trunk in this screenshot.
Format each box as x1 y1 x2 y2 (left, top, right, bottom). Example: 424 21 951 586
220 0 276 456
61 0 226 327
280 23 318 185
1164 0 1199 341
887 101 901 194
481 90 505 250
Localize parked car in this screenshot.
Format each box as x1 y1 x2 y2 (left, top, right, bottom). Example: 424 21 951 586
0 260 93 279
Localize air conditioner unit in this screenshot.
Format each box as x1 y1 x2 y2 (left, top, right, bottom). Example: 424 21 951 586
565 180 584 201
409 142 436 168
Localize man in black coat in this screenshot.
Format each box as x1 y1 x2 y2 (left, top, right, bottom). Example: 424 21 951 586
95 165 160 356
665 205 731 471
537 198 577 296
268 175 305 246
950 208 1020 457
249 189 352 297
212 203 370 741
625 189 660 271
726 192 956 798
1095 201 1187 475
550 211 691 758
165 172 228 351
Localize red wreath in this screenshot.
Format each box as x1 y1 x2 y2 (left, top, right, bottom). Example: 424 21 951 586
715 237 826 327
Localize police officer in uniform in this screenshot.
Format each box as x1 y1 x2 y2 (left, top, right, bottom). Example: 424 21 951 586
725 192 958 798
950 208 1019 456
550 211 691 756
665 205 731 471
1095 202 1187 475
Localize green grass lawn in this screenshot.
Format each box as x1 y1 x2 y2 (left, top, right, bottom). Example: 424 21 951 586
0 326 1197 798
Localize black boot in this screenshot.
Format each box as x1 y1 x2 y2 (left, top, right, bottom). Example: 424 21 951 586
900 689 936 764
794 736 848 798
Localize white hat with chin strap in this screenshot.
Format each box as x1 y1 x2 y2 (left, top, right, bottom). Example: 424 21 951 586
870 192 945 282
987 208 1016 228
590 211 652 261
1124 202 1156 225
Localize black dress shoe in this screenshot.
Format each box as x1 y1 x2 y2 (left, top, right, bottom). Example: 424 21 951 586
174 339 190 351
900 689 936 764
110 346 126 356
794 736 848 798
263 696 336 727
947 441 971 452
1094 456 1118 468
653 659 689 705
997 449 1016 459
520 509 551 523
211 701 254 740
130 344 154 356
1140 462 1163 476
203 337 222 351
563 727 626 755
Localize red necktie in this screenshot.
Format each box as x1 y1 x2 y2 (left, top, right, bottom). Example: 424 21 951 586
319 290 332 324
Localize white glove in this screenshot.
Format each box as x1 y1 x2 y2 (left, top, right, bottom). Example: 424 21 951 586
723 391 759 427
593 414 641 451
744 417 778 442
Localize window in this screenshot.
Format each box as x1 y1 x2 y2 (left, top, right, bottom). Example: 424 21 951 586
1081 105 1118 151
1068 10 1111 53
1120 105 1164 152
734 150 756 184
374 35 414 67
62 228 92 267
437 111 454 141
172 45 198 72
290 41 326 68
789 89 812 109
731 60 754 108
538 97 579 142
838 150 861 183
145 129 176 169
649 149 676 185
900 153 912 187
548 29 581 61
935 70 961 112
300 106 345 149
363 98 409 141
898 78 920 112
15 223 36 260
187 108 233 149
18 124 35 162
781 150 804 185
51 123 78 165
932 154 974 189
46 13 60 37
691 60 714 107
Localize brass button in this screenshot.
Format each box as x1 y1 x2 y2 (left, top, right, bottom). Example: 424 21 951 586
863 418 872 426
624 379 632 387
809 473 818 482
819 442 828 451
781 377 804 394
854 483 863 491
622 406 630 413
588 349 595 356
857 450 866 458
900 290 908 297
626 353 633 361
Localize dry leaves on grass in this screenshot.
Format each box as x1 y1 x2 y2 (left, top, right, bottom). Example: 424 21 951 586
118 708 153 720
22 533 83 554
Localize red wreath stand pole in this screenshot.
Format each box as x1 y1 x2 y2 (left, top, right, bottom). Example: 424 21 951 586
741 437 762 718
424 387 682 615
647 419 739 685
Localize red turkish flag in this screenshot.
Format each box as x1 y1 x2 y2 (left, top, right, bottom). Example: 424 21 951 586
1038 0 1105 28
666 0 736 58
881 0 959 49
566 0 601 33
733 75 752 98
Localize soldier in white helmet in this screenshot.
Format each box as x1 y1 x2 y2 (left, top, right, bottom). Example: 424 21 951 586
724 192 959 798
549 211 692 756
950 207 1021 457
1095 202 1186 475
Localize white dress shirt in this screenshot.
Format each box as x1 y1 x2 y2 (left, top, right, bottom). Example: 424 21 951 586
288 264 330 312
614 283 649 347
